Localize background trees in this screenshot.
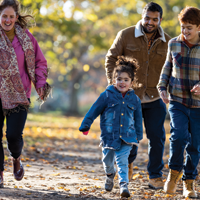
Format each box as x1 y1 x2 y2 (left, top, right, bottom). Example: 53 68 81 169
20 0 200 115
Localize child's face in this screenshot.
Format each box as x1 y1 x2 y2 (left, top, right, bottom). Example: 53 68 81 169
181 22 200 44
113 72 133 93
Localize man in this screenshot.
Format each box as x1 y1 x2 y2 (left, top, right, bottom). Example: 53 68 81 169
105 2 171 189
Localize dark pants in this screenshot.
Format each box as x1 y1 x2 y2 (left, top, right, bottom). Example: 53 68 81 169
128 99 166 179
0 100 27 171
168 101 200 180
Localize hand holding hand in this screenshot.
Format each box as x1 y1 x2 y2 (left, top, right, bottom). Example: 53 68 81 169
160 90 169 104
191 83 200 95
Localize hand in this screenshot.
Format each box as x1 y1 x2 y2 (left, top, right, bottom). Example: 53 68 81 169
160 90 169 104
191 83 200 95
36 87 44 100
83 130 89 135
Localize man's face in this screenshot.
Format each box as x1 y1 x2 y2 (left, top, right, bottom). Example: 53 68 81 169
141 11 162 34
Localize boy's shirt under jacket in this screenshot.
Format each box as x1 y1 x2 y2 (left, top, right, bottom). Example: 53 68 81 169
157 34 200 108
79 85 143 150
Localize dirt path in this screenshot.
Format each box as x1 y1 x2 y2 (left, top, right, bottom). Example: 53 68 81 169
0 120 200 200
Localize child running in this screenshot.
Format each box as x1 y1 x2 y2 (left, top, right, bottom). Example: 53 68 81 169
79 56 143 198
157 6 200 198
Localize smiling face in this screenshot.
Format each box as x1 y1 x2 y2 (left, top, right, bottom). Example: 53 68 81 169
0 6 18 31
181 22 200 44
141 11 162 34
113 72 133 93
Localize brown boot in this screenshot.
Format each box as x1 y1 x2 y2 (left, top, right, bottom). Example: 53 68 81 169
164 169 182 194
13 157 24 181
183 179 197 198
149 177 164 189
128 163 133 182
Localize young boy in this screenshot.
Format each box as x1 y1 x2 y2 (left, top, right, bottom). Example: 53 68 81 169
157 6 200 198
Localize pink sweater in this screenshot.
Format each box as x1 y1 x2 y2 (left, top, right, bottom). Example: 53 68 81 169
12 29 47 98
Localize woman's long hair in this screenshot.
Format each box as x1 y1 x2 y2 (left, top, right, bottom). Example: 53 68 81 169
0 0 35 29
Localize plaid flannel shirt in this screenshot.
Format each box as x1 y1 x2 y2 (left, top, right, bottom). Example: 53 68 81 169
157 34 200 108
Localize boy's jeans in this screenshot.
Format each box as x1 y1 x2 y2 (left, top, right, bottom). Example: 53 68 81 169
168 101 200 180
102 141 132 184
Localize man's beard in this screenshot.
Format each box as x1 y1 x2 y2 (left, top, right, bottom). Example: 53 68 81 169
142 25 158 34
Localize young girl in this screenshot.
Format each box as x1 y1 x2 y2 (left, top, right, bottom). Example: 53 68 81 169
79 56 143 198
157 6 200 198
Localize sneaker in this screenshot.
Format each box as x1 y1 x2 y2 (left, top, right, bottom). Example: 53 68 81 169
0 170 3 188
105 172 116 191
149 177 164 189
128 162 133 182
120 182 130 198
164 169 182 194
13 157 24 181
183 179 197 198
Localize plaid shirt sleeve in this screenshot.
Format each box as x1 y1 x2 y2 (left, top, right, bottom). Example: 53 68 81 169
157 41 173 92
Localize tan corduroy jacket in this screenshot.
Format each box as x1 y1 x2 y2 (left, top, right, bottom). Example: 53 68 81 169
105 20 171 100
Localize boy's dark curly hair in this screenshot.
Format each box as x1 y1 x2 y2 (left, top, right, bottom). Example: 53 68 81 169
112 56 139 83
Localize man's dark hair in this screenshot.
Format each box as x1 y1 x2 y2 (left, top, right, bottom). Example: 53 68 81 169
142 2 163 18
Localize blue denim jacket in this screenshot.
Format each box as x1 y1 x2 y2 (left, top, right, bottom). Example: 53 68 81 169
79 85 143 150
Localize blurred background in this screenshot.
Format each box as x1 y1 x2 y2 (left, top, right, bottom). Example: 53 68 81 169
22 0 200 116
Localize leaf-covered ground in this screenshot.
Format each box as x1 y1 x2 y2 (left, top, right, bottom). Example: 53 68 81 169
0 113 200 200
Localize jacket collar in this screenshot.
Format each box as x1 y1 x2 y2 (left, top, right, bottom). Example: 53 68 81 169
176 33 200 45
135 20 166 42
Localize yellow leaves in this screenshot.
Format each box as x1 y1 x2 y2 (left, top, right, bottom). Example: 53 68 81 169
64 188 70 191
94 185 101 189
64 42 73 49
83 64 90 72
48 187 55 190
26 193 31 195
165 164 169 169
41 184 47 187
50 173 60 176
154 194 161 197
85 14 98 22
26 164 31 167
164 194 173 198
133 166 139 170
83 174 87 177
79 187 88 191
14 186 18 189
132 173 140 180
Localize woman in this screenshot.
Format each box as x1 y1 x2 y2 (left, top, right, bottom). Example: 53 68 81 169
0 0 51 187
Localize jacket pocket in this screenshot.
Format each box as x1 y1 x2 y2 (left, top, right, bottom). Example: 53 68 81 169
126 46 140 52
108 102 119 108
156 49 167 57
125 45 141 58
127 104 135 110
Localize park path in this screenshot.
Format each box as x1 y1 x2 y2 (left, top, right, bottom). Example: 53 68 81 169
0 117 200 200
